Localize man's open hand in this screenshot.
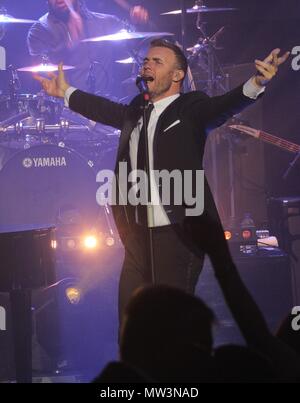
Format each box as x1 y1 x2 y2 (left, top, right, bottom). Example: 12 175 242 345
33 63 70 98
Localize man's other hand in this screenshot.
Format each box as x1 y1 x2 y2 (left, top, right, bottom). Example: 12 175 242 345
253 48 290 87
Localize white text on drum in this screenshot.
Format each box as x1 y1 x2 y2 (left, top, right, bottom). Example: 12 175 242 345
22 157 67 168
291 46 300 71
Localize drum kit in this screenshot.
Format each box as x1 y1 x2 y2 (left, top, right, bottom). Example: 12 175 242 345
0 2 237 234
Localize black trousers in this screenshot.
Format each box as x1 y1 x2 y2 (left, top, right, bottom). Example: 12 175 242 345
118 223 205 323
118 215 273 365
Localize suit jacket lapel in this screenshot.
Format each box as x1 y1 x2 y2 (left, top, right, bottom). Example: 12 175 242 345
117 107 141 161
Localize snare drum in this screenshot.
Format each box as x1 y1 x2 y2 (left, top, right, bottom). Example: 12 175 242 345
0 93 62 124
15 93 63 124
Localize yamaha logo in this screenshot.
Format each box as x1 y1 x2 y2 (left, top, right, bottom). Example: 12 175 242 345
23 158 33 168
22 156 67 168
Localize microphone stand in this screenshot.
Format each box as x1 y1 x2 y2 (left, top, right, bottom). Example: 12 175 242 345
180 0 187 55
180 0 188 93
138 83 156 284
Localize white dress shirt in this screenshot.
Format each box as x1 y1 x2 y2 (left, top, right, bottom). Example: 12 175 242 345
65 79 264 227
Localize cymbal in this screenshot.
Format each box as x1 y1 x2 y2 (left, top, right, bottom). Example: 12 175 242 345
161 6 237 16
17 63 75 72
115 57 137 64
82 29 174 43
122 77 136 85
0 14 37 24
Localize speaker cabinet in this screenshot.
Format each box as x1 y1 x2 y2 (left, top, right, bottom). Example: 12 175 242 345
268 197 300 304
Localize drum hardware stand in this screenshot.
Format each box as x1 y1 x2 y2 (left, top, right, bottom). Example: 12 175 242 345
0 65 29 134
87 61 97 94
35 118 46 144
187 0 230 212
86 60 111 95
178 0 191 94
0 6 7 41
0 112 28 131
180 0 187 56
283 151 300 180
7 64 21 103
41 54 50 65
179 1 228 207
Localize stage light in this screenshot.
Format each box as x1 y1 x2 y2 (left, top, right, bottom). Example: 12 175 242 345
224 231 232 241
66 239 76 250
242 229 252 240
83 235 98 250
105 237 115 247
65 286 82 305
51 240 57 249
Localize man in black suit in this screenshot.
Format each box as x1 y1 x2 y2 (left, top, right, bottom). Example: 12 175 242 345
34 40 289 336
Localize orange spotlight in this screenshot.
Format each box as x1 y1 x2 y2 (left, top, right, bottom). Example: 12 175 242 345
65 287 82 305
83 235 98 250
224 230 232 241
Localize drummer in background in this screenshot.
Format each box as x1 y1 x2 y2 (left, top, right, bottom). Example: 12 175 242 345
27 0 149 95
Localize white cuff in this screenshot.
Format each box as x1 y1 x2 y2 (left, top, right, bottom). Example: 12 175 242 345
243 77 265 100
64 86 77 107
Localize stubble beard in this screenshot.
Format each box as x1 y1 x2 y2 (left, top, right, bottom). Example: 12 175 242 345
149 76 173 102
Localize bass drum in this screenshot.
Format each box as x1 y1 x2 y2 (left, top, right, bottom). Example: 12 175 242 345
0 144 105 230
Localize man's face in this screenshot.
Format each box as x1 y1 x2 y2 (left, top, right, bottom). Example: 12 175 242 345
48 0 77 13
141 47 182 100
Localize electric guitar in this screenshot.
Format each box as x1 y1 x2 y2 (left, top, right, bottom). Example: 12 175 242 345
230 124 300 154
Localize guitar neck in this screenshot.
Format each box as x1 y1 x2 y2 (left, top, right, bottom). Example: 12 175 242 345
259 130 300 153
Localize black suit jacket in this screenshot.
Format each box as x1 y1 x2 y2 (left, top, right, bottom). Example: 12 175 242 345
69 85 257 246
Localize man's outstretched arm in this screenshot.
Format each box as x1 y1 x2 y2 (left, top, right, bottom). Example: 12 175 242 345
194 48 290 132
33 63 128 129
